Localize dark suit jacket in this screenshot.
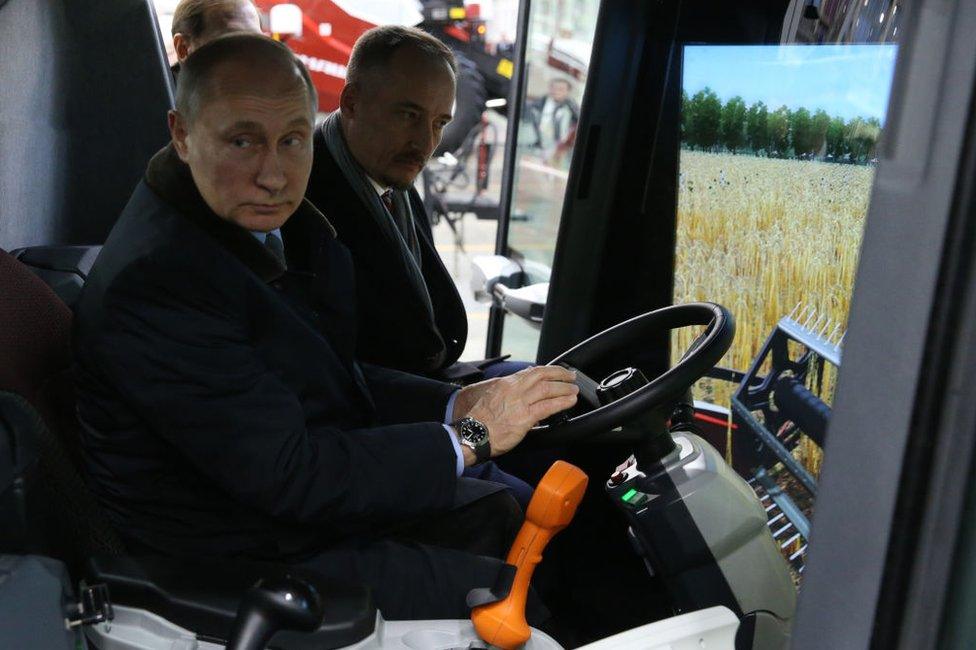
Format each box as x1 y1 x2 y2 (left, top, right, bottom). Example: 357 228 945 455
73 145 475 560
306 125 467 375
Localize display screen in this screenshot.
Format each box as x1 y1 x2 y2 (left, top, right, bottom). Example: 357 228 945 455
674 44 898 406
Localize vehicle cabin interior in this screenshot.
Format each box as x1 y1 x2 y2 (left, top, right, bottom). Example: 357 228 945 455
4 0 976 649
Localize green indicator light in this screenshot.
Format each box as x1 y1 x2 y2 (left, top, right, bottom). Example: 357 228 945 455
621 488 638 502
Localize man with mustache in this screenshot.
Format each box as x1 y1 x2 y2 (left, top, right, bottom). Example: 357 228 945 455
308 26 525 382
73 33 578 622
307 26 536 506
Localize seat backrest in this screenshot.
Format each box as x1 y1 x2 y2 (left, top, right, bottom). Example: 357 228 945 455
0 0 173 250
0 249 73 402
0 249 124 575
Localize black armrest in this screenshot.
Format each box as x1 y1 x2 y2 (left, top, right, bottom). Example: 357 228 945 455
86 554 375 650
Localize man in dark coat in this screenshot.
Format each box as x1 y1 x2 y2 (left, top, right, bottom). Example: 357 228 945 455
308 26 538 506
73 33 578 622
306 27 529 383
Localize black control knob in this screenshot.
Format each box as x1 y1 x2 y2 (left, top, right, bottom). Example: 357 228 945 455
596 367 650 406
597 368 677 466
226 575 323 650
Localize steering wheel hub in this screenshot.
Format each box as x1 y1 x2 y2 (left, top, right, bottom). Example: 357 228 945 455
596 367 649 405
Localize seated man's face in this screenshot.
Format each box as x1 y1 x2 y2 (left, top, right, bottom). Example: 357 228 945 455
171 61 314 232
341 46 456 190
549 80 570 103
175 1 262 62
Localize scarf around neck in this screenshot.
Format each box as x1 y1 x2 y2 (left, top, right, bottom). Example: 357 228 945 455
319 111 437 325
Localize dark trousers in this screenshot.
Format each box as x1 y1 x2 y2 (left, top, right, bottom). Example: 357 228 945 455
298 540 541 622
388 486 523 558
296 489 551 626
463 461 533 511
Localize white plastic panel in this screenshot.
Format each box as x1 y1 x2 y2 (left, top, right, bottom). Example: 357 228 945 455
83 607 564 650
346 617 562 649
576 606 739 650
84 605 218 650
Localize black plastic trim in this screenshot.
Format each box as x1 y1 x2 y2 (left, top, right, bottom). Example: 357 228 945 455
86 555 375 650
485 0 533 358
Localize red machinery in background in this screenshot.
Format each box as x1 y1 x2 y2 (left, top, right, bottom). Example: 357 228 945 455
254 0 513 153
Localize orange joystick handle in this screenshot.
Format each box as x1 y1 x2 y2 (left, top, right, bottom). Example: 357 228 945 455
472 460 588 649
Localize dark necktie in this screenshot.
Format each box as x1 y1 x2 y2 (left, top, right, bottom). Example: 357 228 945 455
381 189 403 231
380 189 394 212
264 231 286 268
381 189 421 264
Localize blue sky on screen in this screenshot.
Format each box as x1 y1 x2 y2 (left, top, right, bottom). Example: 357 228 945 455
683 45 898 123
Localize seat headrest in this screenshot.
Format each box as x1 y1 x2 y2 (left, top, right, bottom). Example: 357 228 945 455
0 249 72 400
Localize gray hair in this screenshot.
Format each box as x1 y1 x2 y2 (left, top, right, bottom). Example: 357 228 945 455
346 25 457 91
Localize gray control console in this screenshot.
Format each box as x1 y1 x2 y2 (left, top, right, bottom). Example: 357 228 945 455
607 432 796 650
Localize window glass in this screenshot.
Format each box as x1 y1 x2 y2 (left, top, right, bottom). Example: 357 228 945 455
499 0 600 358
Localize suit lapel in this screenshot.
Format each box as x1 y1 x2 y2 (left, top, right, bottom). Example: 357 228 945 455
314 129 437 320
407 190 468 361
307 129 468 370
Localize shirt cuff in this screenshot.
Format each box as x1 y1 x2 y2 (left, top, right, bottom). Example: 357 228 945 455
444 424 464 477
444 389 459 424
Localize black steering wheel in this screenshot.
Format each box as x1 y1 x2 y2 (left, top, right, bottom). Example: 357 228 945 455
527 302 734 446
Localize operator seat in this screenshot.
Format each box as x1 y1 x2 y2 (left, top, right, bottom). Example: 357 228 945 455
0 248 379 648
0 248 125 576
0 2 381 644
0 0 173 573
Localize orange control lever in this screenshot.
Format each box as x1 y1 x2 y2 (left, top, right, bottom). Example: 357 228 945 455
472 461 589 649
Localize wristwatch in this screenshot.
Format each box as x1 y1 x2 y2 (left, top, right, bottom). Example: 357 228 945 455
454 416 491 464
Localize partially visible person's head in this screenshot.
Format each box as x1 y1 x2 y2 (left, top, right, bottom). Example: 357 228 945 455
168 33 317 232
339 26 458 190
548 78 572 103
171 0 261 63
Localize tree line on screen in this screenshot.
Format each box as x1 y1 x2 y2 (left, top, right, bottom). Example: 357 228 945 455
681 87 882 164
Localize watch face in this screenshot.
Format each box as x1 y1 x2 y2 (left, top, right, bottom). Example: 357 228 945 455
462 419 489 445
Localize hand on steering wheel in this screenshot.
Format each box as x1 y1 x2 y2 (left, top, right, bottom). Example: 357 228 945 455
526 302 735 446
459 366 580 458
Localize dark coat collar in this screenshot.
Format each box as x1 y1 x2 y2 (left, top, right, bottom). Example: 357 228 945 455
144 143 336 283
